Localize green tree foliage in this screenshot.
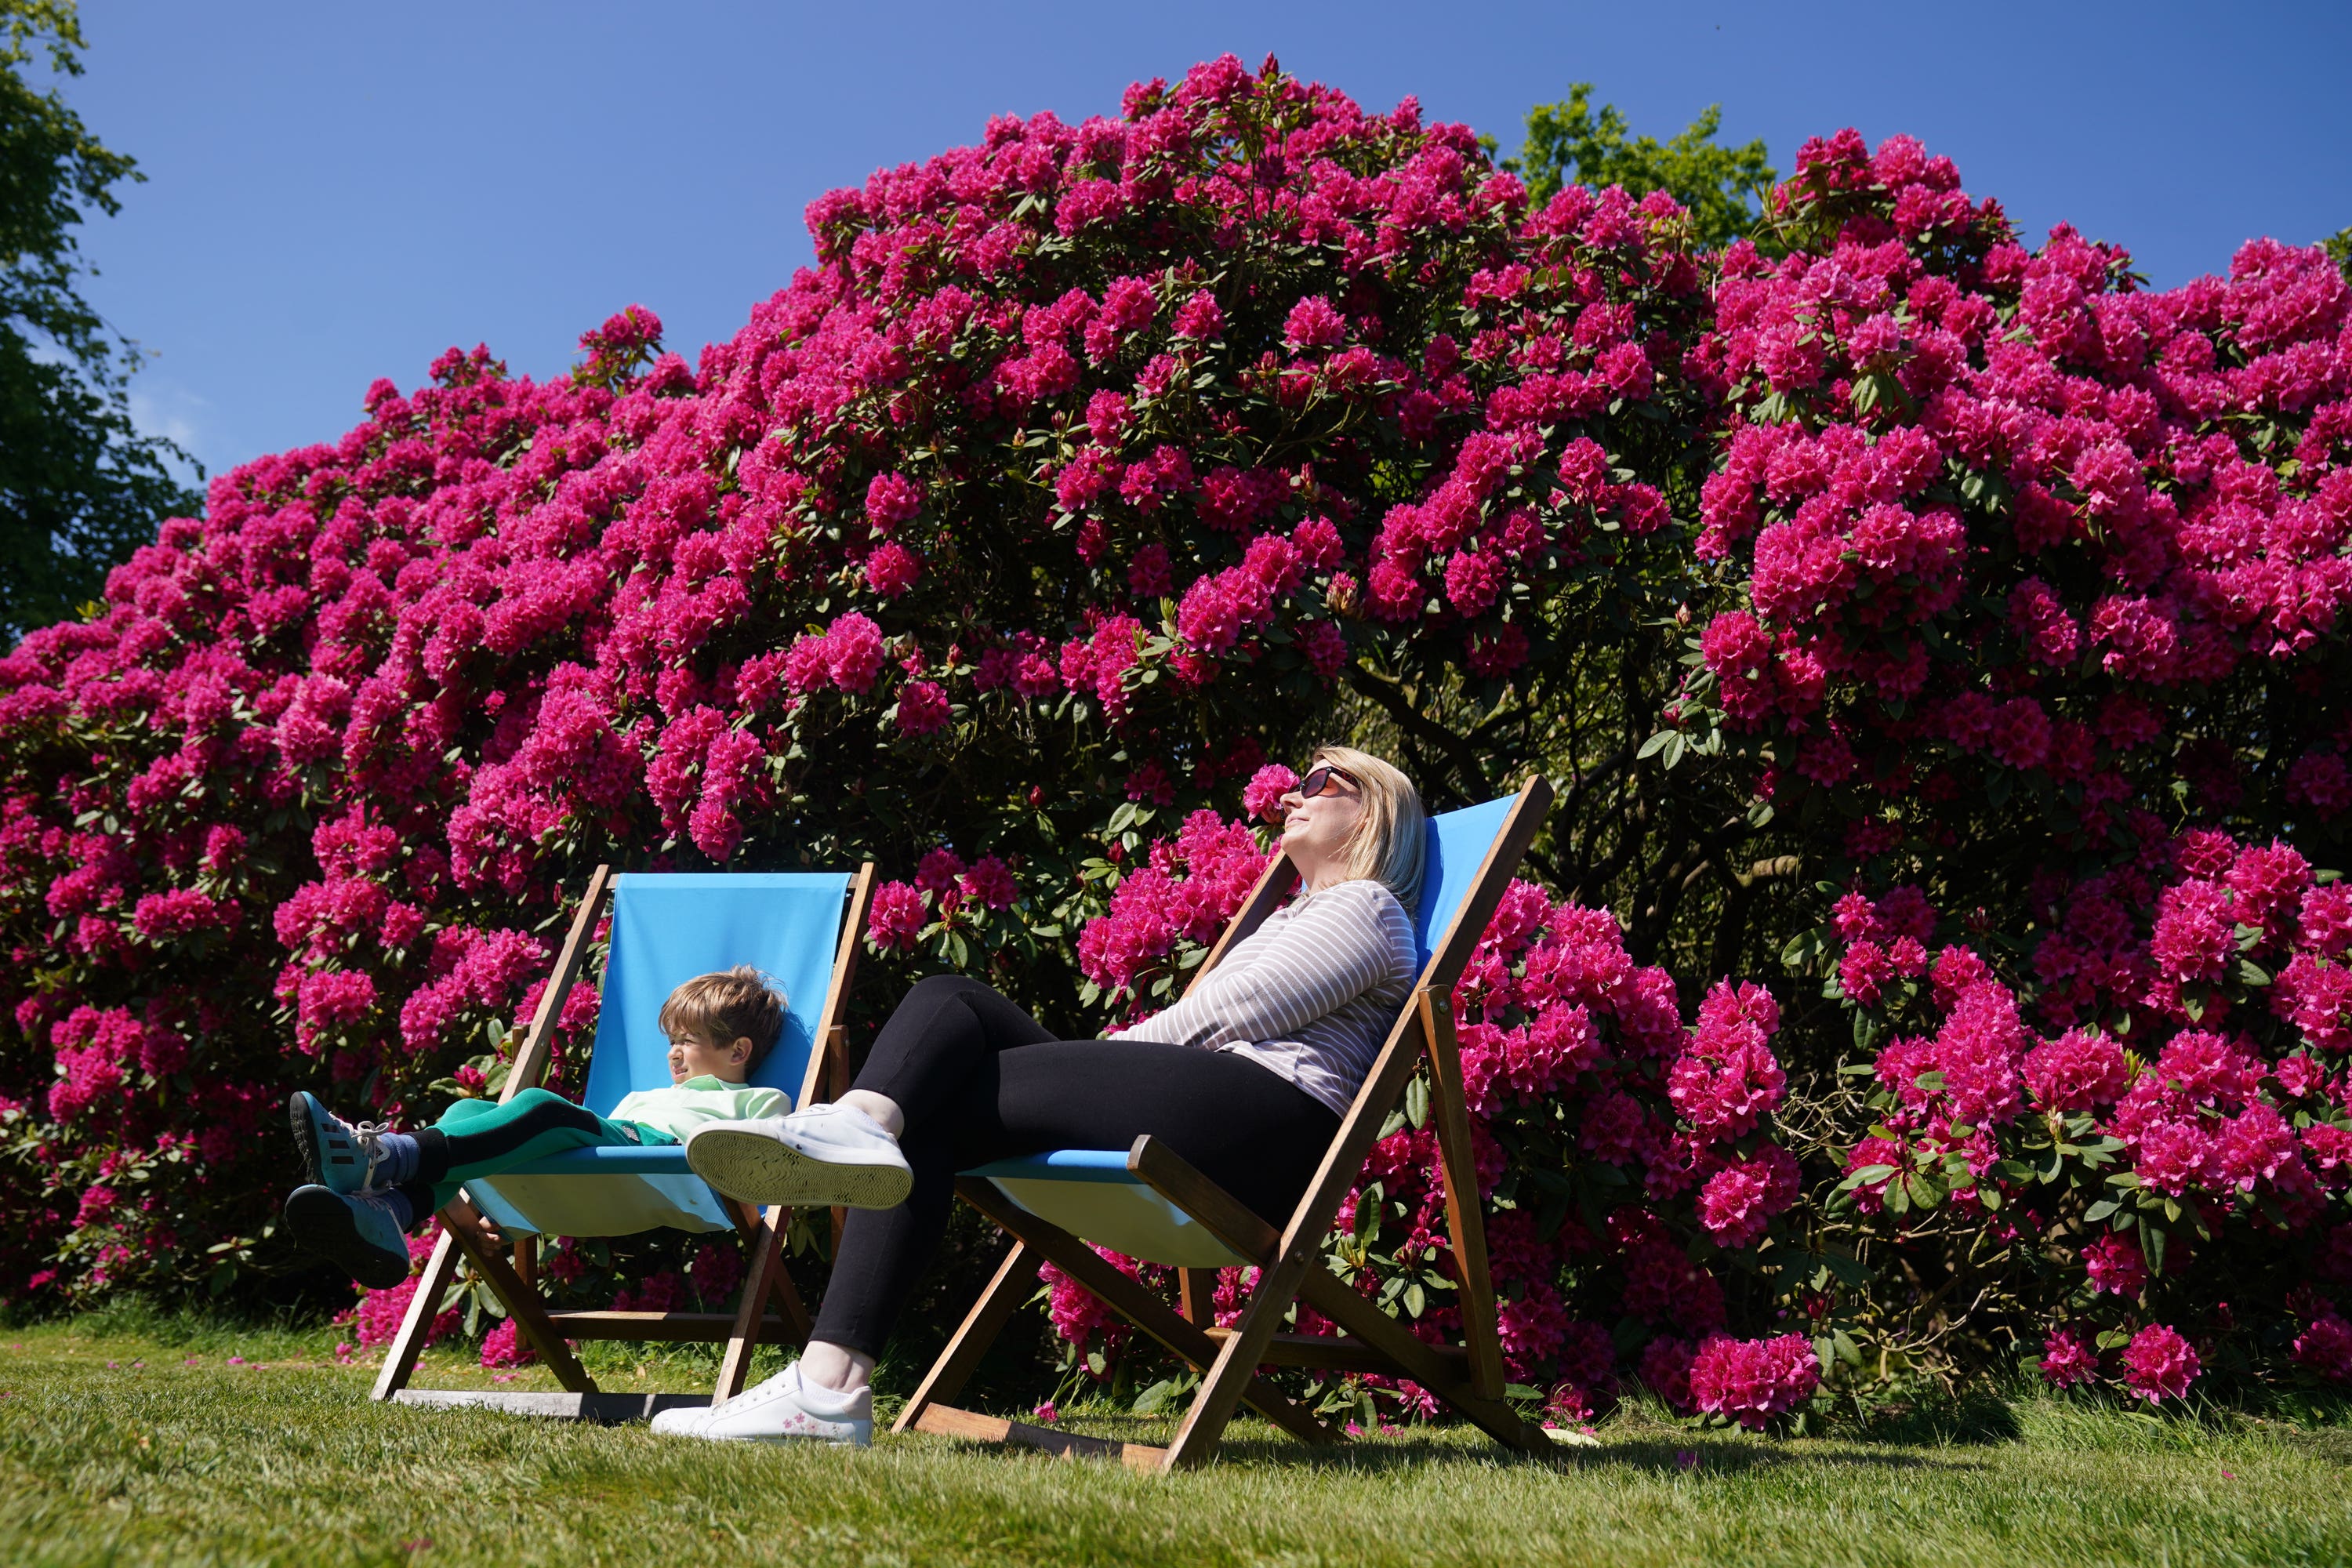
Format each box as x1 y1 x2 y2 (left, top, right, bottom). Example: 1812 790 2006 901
1510 82 1775 249
2325 226 2351 283
0 1 198 642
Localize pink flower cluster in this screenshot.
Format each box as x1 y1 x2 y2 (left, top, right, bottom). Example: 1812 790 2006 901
1037 1246 1148 1370
1686 130 2352 886
1684 1333 1823 1429
1698 142 2350 774
864 846 1023 954
1076 810 1270 1001
2294 1305 2352 1384
2119 1323 2201 1403
477 1314 536 1370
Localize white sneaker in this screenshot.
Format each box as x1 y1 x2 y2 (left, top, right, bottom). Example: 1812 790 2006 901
685 1105 913 1210
651 1363 873 1446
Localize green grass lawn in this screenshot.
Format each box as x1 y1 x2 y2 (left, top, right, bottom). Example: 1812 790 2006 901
4 1312 2349 1568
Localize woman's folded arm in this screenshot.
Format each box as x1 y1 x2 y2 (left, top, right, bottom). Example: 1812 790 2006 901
1117 881 1414 1049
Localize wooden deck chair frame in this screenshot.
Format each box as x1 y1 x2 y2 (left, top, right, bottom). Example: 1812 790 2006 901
895 777 1555 1471
371 862 876 1418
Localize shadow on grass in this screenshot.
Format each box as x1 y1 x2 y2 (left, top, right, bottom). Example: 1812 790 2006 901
1854 1389 2025 1447
999 1414 1988 1479
1554 1437 1987 1479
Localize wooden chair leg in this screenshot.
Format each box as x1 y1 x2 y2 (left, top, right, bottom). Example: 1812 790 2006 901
716 1204 806 1403
1162 1020 1442 1469
1179 1269 1218 1326
371 1226 463 1401
1127 1131 1545 1457
1025 1223 1333 1452
442 1200 598 1394
1420 992 1507 1399
957 1181 1337 1449
1167 985 1492 1465
1294 1267 1548 1452
892 1240 1033 1435
738 1200 813 1343
1163 1280 1295 1470
766 1251 812 1345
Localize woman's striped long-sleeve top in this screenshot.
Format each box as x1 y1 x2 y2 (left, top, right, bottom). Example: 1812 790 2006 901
1112 877 1419 1117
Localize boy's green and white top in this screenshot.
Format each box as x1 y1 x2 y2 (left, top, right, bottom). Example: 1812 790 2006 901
609 1075 790 1138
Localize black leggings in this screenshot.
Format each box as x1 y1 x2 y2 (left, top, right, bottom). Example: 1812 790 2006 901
810 975 1341 1356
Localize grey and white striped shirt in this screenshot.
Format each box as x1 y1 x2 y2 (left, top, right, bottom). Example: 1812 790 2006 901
1112 878 1420 1117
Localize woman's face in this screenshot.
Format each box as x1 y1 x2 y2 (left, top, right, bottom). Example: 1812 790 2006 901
1279 764 1367 886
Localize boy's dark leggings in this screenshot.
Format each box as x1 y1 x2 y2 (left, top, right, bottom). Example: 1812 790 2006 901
390 1087 670 1224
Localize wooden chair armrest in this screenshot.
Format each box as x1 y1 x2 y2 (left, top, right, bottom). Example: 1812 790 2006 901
501 865 613 1102
1127 1136 1280 1265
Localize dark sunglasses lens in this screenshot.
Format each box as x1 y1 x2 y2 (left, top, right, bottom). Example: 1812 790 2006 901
1299 765 1332 798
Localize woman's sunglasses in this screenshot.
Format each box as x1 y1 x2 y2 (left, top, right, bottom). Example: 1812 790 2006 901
1297 764 1359 800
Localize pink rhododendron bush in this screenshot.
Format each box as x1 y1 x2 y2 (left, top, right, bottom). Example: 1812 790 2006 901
1671 129 2352 1406
0 56 1723 1346
2 56 2347 1421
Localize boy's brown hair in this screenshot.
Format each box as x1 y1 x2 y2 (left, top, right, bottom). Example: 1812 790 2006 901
658 966 787 1069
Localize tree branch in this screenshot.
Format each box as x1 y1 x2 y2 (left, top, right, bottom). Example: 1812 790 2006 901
1344 662 1493 807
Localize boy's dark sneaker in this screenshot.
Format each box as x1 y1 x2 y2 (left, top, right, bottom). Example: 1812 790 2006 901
284 1185 412 1289
288 1091 379 1194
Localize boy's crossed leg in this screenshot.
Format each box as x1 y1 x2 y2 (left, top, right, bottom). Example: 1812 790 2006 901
284 1087 673 1287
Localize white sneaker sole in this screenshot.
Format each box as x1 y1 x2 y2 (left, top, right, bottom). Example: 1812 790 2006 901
687 1126 913 1210
734 1429 875 1457
670 1424 872 1447
739 1425 870 1447
651 1408 871 1446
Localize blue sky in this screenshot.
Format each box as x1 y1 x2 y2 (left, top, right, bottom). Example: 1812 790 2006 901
49 0 2352 484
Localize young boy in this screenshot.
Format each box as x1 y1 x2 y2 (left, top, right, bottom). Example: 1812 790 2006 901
283 965 789 1290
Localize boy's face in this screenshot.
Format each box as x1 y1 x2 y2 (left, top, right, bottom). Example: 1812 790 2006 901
666 1029 753 1084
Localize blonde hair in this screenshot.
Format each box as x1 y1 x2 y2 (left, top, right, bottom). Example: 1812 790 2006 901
1312 746 1425 912
658 966 787 1069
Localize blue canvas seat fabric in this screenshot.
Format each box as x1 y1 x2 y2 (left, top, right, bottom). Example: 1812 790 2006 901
965 795 1515 1265
463 871 851 1238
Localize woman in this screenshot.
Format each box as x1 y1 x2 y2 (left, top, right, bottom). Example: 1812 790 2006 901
655 746 1425 1446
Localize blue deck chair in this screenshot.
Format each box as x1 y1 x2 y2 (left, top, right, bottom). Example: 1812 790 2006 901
372 865 875 1419
895 778 1555 1471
